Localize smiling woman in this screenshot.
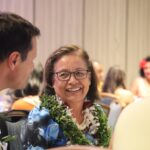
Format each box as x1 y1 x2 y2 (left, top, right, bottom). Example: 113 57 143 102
21 45 111 150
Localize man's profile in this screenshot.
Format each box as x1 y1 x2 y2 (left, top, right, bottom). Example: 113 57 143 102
0 12 40 150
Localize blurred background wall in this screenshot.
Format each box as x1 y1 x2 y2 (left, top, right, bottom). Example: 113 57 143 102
0 0 150 87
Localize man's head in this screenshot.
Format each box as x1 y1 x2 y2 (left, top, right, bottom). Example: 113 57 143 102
0 12 40 90
0 12 40 62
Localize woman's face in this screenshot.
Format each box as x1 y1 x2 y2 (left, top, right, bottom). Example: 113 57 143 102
144 62 150 80
52 53 91 104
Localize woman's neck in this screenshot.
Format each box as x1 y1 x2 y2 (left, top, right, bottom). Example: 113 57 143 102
67 101 84 124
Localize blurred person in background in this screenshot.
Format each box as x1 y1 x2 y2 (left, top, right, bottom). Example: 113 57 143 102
102 66 134 108
101 66 134 130
93 61 105 92
131 56 150 100
11 62 43 111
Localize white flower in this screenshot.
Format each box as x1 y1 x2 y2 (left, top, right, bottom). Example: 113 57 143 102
70 105 101 133
66 107 72 116
56 96 64 105
54 96 101 138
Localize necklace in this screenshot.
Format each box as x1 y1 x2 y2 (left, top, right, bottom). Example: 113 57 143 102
40 94 111 147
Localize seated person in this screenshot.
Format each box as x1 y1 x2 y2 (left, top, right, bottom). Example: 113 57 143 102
21 45 111 149
102 66 134 107
113 98 150 150
130 56 150 99
93 61 105 92
11 62 43 111
101 66 134 129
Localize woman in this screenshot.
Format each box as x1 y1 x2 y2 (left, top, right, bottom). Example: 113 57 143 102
131 56 150 99
93 61 104 92
101 66 134 130
102 66 134 107
21 45 111 149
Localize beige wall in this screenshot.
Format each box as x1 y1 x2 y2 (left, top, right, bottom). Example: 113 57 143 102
0 0 150 87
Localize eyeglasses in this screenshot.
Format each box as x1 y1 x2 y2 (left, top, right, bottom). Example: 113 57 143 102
54 69 90 81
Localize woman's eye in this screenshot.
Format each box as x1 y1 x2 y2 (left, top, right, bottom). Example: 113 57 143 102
76 71 84 77
59 72 69 78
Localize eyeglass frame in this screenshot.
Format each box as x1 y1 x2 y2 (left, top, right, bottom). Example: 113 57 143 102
53 69 90 81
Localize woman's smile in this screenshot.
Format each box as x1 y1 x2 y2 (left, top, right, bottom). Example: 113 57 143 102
66 87 82 92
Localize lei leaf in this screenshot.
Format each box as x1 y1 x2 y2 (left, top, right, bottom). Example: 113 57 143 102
41 94 92 145
1 135 16 142
40 94 111 146
94 104 111 147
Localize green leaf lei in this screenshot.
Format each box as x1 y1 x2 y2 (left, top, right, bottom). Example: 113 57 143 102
0 115 16 144
0 135 16 143
40 94 111 147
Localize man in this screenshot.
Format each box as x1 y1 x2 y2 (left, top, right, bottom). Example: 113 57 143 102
0 12 40 150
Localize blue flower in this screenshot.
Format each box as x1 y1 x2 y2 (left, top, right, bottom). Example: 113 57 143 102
28 106 41 123
28 107 50 124
44 120 59 141
85 133 95 144
54 128 67 146
40 108 49 118
27 145 44 150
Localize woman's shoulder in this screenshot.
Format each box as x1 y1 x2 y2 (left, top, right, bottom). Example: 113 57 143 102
133 77 145 84
115 88 134 107
115 88 133 97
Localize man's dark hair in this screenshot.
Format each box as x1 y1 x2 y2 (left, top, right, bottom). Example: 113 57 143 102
0 12 40 62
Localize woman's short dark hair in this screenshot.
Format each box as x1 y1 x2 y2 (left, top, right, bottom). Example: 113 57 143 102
0 12 40 62
43 45 99 101
139 56 150 77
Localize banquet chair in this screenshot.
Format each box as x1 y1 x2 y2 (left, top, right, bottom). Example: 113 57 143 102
100 92 119 105
0 110 29 150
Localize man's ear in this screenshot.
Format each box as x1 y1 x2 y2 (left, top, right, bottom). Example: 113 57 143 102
8 51 21 70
